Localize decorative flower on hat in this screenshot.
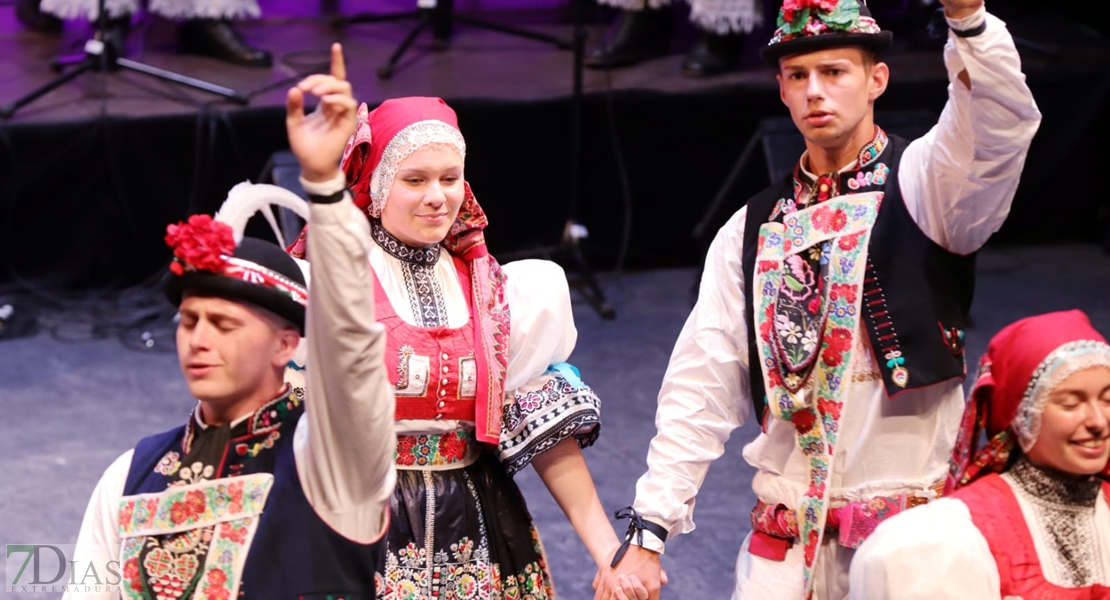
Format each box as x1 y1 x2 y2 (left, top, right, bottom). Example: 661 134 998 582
164 214 236 276
771 0 881 44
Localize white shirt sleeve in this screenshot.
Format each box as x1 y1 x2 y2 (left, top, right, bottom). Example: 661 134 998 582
501 259 578 392
898 7 1042 256
294 195 397 544
630 208 753 552
63 450 132 600
848 497 1002 600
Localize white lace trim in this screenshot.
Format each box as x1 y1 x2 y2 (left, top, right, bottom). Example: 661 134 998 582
41 0 134 20
1015 340 1110 452
148 0 261 20
369 120 466 218
594 0 762 33
688 0 763 35
42 0 259 20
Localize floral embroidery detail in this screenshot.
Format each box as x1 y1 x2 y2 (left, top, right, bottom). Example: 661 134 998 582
769 197 798 222
118 475 272 600
235 430 281 458
175 462 215 486
846 162 890 190
939 322 965 356
154 451 181 476
118 475 271 536
248 386 301 434
378 475 554 600
753 192 881 592
395 430 478 468
122 555 144 593
856 129 888 168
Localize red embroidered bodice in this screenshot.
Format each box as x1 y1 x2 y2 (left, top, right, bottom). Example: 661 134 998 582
373 256 478 422
954 473 1110 599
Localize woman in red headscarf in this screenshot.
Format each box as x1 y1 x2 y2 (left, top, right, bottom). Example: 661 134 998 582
847 310 1110 599
288 97 629 599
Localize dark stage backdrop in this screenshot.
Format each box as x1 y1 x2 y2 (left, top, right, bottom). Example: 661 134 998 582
0 68 1106 291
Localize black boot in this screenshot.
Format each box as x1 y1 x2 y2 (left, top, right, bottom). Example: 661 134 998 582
98 15 132 56
584 7 673 69
178 19 272 67
15 0 63 33
680 30 743 77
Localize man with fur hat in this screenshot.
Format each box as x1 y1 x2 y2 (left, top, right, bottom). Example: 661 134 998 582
850 310 1110 598
596 0 1041 598
63 43 396 599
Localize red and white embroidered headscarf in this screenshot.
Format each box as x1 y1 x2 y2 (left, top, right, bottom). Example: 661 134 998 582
947 310 1110 492
287 97 510 445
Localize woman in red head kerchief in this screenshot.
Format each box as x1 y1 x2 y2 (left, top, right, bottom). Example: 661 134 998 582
849 310 1110 599
289 97 631 598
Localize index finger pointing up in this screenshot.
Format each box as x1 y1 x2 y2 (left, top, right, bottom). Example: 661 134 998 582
330 42 347 81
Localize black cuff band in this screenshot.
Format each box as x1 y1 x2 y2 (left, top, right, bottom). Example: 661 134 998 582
927 7 986 39
306 188 348 205
610 507 667 568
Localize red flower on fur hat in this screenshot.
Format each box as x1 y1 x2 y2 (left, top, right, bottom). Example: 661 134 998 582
164 214 236 276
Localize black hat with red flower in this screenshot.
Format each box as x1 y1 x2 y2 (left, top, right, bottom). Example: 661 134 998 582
760 0 893 66
163 214 307 334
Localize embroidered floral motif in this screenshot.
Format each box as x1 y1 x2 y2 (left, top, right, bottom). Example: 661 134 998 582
753 192 881 592
154 451 181 476
395 430 477 467
248 387 301 434
118 476 271 600
856 129 888 168
377 477 553 600
499 371 602 476
846 162 890 190
119 476 271 536
235 430 281 458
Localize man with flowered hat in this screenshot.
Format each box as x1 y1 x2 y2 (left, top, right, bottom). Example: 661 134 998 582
597 0 1041 598
850 309 1110 598
65 44 397 599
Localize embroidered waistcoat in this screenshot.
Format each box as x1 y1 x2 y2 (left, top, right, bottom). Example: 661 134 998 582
742 134 975 424
121 390 382 599
954 474 1110 599
375 255 479 422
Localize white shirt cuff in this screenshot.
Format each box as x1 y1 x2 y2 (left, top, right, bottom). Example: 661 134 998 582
299 171 347 196
628 520 668 554
946 6 986 33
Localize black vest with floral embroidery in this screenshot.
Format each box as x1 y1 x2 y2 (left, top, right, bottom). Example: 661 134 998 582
122 389 383 599
741 134 975 424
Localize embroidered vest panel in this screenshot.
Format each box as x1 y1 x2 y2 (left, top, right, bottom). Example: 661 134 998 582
123 402 382 599
953 474 1110 599
375 255 479 422
742 135 974 423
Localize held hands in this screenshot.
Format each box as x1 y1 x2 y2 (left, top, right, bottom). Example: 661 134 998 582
286 43 357 184
938 0 983 21
593 544 668 600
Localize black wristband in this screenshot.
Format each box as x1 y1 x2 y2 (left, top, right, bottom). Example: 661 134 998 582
927 7 986 39
306 187 348 205
610 507 668 568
